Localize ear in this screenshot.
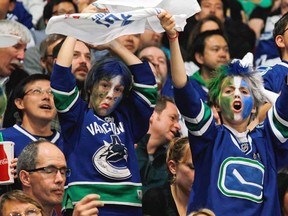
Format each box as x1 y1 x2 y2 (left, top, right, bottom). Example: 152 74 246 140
40 57 46 69
149 112 157 124
19 170 32 187
8 1 16 11
195 13 200 21
275 35 285 49
195 52 204 65
167 160 177 175
14 98 24 110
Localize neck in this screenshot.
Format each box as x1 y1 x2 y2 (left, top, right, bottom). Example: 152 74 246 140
24 189 55 216
200 67 213 82
222 117 250 133
146 131 165 154
21 117 53 136
43 206 55 216
170 183 189 216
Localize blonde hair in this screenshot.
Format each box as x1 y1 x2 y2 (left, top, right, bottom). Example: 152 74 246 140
188 208 216 216
166 137 191 184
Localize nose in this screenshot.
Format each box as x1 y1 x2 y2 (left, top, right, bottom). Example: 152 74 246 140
234 89 241 98
54 170 65 183
174 121 181 131
17 49 25 60
153 32 162 42
42 91 53 100
106 88 114 99
79 54 88 64
209 6 216 14
126 35 134 41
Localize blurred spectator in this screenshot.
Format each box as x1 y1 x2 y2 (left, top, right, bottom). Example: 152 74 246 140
0 190 44 216
136 96 181 194
142 137 194 216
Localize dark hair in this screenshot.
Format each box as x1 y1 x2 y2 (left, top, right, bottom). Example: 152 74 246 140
273 12 288 57
52 37 65 59
39 34 65 58
186 29 228 66
52 38 90 59
154 95 175 114
0 190 44 215
186 15 225 53
43 0 78 22
84 57 133 101
13 74 50 119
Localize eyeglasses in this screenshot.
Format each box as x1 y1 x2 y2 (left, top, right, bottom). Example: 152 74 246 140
9 208 41 216
26 165 71 177
24 88 53 97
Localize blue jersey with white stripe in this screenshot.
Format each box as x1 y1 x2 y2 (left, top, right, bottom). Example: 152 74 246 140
174 78 288 216
261 61 288 93
51 61 157 216
1 124 63 157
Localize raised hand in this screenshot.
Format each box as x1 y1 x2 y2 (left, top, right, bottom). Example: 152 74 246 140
157 11 177 39
73 194 104 216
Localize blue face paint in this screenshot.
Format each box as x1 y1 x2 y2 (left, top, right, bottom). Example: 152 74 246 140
240 78 253 120
219 76 254 123
90 75 124 116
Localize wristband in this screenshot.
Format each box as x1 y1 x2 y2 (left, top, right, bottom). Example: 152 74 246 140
167 31 179 41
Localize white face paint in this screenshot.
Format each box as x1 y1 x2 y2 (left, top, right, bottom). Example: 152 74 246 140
233 76 242 121
90 75 124 116
219 76 254 123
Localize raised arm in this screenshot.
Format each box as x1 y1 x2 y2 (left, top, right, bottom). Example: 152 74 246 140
158 11 187 88
56 36 77 67
93 38 142 66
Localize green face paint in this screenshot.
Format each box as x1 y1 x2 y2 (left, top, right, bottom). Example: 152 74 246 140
218 76 254 123
90 75 124 116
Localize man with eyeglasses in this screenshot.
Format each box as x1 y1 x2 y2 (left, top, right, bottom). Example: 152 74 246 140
0 74 62 157
16 140 103 216
0 74 63 195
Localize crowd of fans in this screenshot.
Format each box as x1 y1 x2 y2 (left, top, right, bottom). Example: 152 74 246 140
1 0 288 215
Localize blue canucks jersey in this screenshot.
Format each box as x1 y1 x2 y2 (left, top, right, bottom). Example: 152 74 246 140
261 61 288 93
51 62 157 216
1 124 63 157
174 78 288 216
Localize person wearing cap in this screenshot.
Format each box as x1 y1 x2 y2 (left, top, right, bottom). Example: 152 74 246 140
0 20 31 128
0 20 30 78
0 33 19 121
0 33 19 48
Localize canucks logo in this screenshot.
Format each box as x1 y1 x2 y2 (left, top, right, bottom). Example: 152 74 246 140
218 157 264 203
92 135 131 180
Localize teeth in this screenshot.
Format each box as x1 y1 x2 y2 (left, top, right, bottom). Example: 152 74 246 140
40 105 51 109
233 101 241 110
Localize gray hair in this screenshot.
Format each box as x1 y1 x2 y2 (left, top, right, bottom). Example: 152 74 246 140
242 71 266 117
0 20 31 44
